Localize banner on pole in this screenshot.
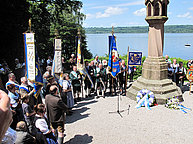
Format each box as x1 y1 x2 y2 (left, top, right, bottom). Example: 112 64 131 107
108 35 120 78
77 37 82 69
128 52 142 66
24 33 35 81
54 39 62 73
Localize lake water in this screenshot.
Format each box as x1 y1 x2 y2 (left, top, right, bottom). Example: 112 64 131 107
86 33 193 60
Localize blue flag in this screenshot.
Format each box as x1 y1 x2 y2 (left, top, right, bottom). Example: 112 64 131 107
34 53 43 99
108 35 120 78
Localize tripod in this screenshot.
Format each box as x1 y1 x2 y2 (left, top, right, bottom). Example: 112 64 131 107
109 86 130 118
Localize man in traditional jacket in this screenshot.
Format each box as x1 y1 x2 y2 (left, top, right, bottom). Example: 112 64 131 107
69 66 81 102
90 61 96 93
95 64 106 98
119 60 127 95
175 62 186 86
45 85 68 144
84 61 93 97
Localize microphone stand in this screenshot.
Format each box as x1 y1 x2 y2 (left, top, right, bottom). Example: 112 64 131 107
109 82 130 118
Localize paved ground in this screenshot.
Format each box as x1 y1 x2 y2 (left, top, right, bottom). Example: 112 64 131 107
64 85 193 144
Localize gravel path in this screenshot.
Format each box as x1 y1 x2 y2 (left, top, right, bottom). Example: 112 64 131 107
64 90 193 144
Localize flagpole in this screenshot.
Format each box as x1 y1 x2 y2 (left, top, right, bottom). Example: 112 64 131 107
29 19 32 33
111 26 114 95
77 29 84 98
24 19 32 75
108 27 130 117
125 46 129 94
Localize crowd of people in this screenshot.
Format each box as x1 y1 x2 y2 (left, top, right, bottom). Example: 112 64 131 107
166 55 192 86
1 53 193 143
0 54 136 144
2 53 191 143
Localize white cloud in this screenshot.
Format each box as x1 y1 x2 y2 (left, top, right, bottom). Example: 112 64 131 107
85 7 126 19
86 13 94 19
96 7 126 18
189 7 193 11
133 8 146 16
89 0 143 9
117 0 144 7
177 12 192 19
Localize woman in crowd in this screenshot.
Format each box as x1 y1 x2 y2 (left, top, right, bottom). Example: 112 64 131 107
34 104 57 144
63 73 74 115
7 84 23 129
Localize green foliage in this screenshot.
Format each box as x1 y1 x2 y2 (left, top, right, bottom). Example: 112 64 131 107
28 0 92 60
85 25 193 34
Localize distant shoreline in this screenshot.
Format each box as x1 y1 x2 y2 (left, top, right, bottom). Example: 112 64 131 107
85 25 193 34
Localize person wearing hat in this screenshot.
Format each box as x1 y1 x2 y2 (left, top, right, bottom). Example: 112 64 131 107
15 121 35 144
45 75 58 96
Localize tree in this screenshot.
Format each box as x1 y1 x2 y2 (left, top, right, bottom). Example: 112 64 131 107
29 0 92 60
0 0 92 70
0 0 30 69
28 1 52 60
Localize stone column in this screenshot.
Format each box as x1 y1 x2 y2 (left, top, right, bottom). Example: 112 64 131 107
127 1 183 104
142 17 168 81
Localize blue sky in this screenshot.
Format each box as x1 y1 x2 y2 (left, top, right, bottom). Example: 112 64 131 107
80 0 193 27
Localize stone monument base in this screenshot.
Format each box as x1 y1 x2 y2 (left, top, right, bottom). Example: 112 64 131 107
127 57 183 104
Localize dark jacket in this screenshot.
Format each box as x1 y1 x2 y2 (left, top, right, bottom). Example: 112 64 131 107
15 131 35 144
95 68 106 82
45 94 68 124
69 71 81 87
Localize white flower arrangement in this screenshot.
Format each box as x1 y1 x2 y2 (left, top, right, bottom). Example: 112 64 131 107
136 89 155 107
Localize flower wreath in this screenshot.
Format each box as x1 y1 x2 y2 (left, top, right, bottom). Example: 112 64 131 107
136 89 155 107
165 96 191 113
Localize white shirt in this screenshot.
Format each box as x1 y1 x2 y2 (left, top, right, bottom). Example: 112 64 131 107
175 67 186 74
63 80 71 90
172 63 179 70
35 114 49 134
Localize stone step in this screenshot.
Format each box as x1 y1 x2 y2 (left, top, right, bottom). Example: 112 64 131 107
136 77 173 87
132 80 179 95
126 78 183 104
127 86 183 104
